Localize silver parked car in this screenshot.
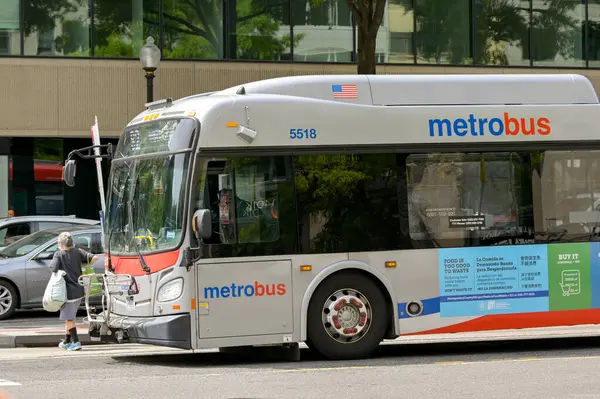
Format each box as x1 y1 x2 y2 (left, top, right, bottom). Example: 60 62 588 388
0 225 105 320
0 215 100 251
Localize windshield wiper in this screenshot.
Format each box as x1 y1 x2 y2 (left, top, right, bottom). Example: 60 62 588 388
105 203 123 274
106 160 135 274
0 253 7 259
126 162 151 275
127 199 151 274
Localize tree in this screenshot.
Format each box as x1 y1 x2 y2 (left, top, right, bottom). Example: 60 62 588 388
313 0 388 74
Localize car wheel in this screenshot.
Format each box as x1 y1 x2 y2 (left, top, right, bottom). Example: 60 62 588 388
0 280 18 320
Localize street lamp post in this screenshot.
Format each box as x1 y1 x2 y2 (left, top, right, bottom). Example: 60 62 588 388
139 36 161 104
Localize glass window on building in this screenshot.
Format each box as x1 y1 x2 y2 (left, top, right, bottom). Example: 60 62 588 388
414 0 471 64
473 0 530 66
291 0 354 62
0 0 20 55
415 0 531 66
93 0 159 58
227 0 292 61
588 0 600 66
162 0 223 59
23 0 91 56
387 0 414 64
32 138 64 216
530 0 585 67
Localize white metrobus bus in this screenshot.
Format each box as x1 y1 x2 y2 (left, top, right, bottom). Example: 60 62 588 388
66 73 600 360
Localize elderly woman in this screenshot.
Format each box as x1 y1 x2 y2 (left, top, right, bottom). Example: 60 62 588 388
50 231 98 351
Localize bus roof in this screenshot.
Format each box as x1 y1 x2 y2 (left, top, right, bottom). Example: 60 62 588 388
214 74 599 106
128 74 600 149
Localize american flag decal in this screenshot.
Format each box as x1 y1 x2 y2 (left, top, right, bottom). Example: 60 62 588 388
332 84 358 99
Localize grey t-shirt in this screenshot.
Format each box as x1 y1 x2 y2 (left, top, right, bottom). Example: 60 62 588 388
50 248 94 301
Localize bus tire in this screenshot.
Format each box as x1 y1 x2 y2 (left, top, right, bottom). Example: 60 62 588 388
306 271 388 360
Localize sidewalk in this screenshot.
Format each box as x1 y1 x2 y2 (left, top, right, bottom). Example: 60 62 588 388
1 320 600 348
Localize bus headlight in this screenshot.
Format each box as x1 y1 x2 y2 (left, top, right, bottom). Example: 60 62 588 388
157 278 184 303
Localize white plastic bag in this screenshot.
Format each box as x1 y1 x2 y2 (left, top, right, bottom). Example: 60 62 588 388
42 270 67 312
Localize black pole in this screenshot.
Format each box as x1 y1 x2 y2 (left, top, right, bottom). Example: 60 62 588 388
144 68 156 103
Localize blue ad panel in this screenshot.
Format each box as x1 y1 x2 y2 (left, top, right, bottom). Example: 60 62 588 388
439 245 549 317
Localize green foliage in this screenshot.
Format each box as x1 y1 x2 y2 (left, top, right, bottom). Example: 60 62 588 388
33 138 63 162
293 153 400 252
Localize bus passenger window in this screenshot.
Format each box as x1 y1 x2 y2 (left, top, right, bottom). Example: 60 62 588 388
232 160 280 244
197 156 293 257
198 160 228 245
406 152 534 248
540 150 600 241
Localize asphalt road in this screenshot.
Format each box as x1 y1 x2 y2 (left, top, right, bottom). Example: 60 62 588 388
2 337 600 399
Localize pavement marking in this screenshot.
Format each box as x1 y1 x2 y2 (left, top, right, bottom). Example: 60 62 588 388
0 379 20 387
434 354 600 366
271 366 371 373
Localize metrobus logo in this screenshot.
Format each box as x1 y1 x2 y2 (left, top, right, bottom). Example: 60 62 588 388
428 113 551 137
203 281 287 299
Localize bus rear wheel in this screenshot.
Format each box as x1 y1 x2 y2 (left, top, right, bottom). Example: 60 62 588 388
306 271 388 360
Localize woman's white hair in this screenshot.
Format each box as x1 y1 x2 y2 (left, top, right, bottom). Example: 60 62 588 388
57 232 73 249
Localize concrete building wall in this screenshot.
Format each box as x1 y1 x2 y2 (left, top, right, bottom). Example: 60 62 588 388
2 57 600 138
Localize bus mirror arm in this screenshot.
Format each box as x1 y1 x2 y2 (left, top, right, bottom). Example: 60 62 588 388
192 209 212 241
63 144 114 188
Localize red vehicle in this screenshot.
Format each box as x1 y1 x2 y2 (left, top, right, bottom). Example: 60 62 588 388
7 160 64 216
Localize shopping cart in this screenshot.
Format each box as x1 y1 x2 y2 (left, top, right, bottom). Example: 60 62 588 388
77 272 139 326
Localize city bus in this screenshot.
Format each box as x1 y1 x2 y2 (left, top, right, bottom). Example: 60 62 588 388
65 73 600 360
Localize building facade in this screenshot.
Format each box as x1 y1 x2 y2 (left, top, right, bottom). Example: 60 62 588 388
2 0 600 220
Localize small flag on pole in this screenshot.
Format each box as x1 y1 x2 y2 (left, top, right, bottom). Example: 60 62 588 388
332 84 358 99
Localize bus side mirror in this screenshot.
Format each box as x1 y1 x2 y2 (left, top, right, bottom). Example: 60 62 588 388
192 209 212 240
63 160 77 187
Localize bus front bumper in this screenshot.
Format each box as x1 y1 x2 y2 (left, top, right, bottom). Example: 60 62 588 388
89 312 192 350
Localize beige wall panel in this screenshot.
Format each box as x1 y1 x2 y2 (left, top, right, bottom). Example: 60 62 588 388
0 61 59 131
153 63 197 104
57 63 130 134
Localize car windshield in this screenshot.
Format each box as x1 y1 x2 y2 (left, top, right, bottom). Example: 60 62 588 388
0 231 57 258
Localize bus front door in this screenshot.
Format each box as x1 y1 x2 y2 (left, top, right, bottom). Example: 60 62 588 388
196 259 294 340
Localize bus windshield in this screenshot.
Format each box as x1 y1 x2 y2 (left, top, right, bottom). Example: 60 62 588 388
105 118 196 255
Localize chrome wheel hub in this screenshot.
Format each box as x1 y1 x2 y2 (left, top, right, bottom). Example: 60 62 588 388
0 286 13 316
322 288 372 344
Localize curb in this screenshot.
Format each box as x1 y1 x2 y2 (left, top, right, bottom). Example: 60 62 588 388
0 336 15 349
0 333 108 348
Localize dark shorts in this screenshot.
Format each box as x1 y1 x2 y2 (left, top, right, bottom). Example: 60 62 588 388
59 298 82 321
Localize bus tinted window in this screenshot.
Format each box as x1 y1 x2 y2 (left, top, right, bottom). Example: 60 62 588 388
406 152 534 247
233 159 281 244
195 149 600 257
293 154 401 253
197 157 296 258
539 150 600 242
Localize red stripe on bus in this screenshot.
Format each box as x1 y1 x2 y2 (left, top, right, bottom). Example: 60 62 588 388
108 250 180 276
403 309 600 336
